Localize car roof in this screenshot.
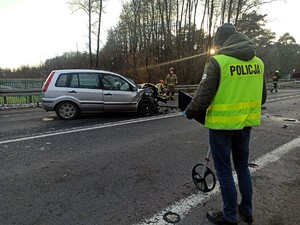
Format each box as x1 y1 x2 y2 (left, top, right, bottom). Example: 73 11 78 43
53 69 118 75
52 69 136 86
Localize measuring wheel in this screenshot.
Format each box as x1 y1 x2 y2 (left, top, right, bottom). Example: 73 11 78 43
192 163 216 192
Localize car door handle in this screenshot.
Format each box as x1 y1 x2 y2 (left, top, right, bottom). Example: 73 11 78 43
68 90 77 93
104 93 112 96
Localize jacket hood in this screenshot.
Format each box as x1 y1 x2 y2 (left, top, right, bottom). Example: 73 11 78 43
217 32 256 61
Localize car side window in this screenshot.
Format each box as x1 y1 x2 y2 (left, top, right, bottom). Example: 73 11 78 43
70 73 100 89
56 74 68 87
70 74 79 88
102 74 131 91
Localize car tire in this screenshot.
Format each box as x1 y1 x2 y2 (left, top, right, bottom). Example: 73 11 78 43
55 101 79 120
138 98 156 117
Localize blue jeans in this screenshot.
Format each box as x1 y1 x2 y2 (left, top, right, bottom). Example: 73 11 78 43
209 127 253 223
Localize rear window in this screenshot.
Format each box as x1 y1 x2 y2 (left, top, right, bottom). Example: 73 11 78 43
56 74 68 87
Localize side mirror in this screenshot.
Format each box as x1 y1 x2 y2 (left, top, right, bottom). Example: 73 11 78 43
132 86 138 91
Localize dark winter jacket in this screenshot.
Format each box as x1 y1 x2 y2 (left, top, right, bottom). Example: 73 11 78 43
185 32 267 120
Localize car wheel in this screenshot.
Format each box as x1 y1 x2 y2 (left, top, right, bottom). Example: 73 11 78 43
138 98 156 116
55 101 79 120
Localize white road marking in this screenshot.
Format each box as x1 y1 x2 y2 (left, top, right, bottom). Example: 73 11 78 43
266 94 300 102
42 117 54 121
133 136 300 225
0 113 181 145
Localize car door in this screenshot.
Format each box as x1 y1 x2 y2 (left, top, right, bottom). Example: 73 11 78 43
101 73 139 112
67 73 104 111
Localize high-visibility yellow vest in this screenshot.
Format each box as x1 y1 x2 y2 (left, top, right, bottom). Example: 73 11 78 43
156 83 164 93
205 54 264 130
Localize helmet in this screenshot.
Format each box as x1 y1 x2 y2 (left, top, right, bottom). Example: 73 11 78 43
169 67 174 71
275 70 279 74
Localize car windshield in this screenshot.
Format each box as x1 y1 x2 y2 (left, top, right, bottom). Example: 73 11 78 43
127 78 136 86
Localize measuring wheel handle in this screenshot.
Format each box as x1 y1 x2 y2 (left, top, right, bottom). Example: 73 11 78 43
192 163 216 192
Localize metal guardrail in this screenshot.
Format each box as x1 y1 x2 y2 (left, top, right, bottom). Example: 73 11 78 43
0 88 41 96
0 88 41 104
0 85 198 105
1 82 299 105
174 84 198 92
266 81 300 90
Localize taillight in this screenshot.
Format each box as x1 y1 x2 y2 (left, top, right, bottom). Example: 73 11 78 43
42 71 55 92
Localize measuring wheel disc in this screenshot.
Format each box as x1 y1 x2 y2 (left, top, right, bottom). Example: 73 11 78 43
192 163 216 192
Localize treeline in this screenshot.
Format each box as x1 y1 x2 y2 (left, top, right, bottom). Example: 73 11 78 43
1 0 300 83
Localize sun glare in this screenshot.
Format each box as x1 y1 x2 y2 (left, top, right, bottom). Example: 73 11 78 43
209 48 216 55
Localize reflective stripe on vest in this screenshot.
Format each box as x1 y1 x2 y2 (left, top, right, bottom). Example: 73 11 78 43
205 54 264 130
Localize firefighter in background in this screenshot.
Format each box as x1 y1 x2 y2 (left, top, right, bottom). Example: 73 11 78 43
165 67 178 100
271 70 280 93
156 79 166 96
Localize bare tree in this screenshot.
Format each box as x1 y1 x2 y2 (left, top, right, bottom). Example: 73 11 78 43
68 0 94 67
234 0 243 26
227 0 233 23
98 0 281 83
221 0 226 24
68 0 105 68
6 0 285 82
88 0 93 67
95 0 104 69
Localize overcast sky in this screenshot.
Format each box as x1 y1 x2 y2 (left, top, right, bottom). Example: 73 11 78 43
0 0 298 69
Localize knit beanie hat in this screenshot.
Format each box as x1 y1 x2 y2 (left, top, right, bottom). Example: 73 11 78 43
213 23 237 46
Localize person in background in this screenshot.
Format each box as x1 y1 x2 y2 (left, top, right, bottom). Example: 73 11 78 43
271 70 280 93
156 79 165 96
184 23 267 225
165 67 178 100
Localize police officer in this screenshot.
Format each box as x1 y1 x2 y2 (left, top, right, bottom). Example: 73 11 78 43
185 23 267 225
165 67 178 100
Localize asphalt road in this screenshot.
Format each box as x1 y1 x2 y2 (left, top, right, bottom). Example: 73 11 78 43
0 89 299 225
